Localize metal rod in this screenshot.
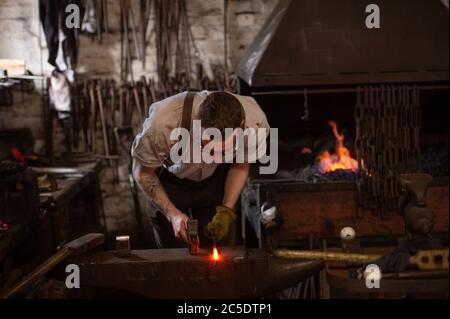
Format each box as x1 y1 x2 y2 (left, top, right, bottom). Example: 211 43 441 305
122 0 135 84
1 75 45 81
223 0 228 74
251 85 449 96
128 1 142 61
274 249 381 264
96 84 111 165
140 0 147 68
103 0 109 40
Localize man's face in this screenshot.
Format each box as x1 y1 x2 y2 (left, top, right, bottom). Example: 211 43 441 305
201 120 245 156
201 129 237 156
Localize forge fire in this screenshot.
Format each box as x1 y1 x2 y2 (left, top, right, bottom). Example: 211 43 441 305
0 0 448 309
318 121 359 174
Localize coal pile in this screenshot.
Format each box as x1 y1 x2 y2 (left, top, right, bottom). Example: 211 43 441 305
321 169 358 182
290 165 358 183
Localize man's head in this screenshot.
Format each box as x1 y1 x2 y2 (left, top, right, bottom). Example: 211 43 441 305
198 91 245 136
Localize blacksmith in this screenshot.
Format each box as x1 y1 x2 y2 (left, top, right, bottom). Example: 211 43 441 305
132 91 269 248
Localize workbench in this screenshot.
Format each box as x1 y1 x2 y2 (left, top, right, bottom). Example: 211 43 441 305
32 160 105 249
0 158 104 292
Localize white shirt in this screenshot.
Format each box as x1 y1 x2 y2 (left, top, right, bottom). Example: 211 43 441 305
131 91 270 181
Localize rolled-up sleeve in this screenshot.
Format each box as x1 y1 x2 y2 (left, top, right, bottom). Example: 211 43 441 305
131 94 185 168
131 125 167 168
244 119 270 163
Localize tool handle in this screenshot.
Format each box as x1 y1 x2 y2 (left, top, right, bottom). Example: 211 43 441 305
0 248 71 299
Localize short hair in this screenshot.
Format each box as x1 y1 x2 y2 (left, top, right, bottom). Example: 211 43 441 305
198 92 245 136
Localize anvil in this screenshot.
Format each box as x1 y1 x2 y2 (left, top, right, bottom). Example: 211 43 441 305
66 246 323 298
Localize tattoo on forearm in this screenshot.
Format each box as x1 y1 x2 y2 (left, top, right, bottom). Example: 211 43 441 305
141 174 163 199
140 174 172 214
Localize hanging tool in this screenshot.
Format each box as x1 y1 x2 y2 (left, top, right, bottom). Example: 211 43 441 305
96 0 103 43
128 0 142 62
96 82 111 165
140 0 149 68
82 81 90 152
121 0 134 84
132 83 144 124
223 0 229 85
141 75 149 111
124 84 133 125
88 80 97 153
118 83 125 127
301 88 310 121
103 0 109 40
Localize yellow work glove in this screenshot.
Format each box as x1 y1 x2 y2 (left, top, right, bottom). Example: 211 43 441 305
206 206 236 241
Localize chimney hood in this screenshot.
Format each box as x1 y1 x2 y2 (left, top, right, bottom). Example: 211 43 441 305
236 0 449 88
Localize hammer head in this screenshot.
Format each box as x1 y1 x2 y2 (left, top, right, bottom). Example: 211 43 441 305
65 233 105 256
187 220 200 255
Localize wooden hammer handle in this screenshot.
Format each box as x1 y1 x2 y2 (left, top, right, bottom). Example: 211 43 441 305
0 233 104 299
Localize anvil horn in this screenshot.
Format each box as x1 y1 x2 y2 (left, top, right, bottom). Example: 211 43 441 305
68 247 323 298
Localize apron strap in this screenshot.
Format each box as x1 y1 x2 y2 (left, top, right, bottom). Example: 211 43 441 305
163 91 196 167
181 91 196 132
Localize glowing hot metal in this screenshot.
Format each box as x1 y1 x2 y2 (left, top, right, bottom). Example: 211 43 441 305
211 246 221 265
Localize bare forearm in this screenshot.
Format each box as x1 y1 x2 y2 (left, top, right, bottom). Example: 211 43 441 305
133 162 178 219
133 162 189 242
222 162 250 209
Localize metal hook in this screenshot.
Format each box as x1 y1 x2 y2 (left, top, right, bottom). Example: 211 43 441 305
301 88 310 121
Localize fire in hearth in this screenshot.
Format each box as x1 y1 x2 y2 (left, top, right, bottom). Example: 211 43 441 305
318 121 358 173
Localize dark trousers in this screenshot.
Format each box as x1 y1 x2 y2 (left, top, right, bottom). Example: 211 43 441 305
148 165 231 248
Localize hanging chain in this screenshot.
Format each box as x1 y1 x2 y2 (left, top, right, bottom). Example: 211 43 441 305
355 85 421 219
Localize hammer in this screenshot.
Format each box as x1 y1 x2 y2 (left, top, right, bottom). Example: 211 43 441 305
187 219 200 255
187 209 200 255
0 233 105 299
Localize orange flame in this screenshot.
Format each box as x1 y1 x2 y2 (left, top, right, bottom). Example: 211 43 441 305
319 121 358 173
210 247 221 263
213 247 219 260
